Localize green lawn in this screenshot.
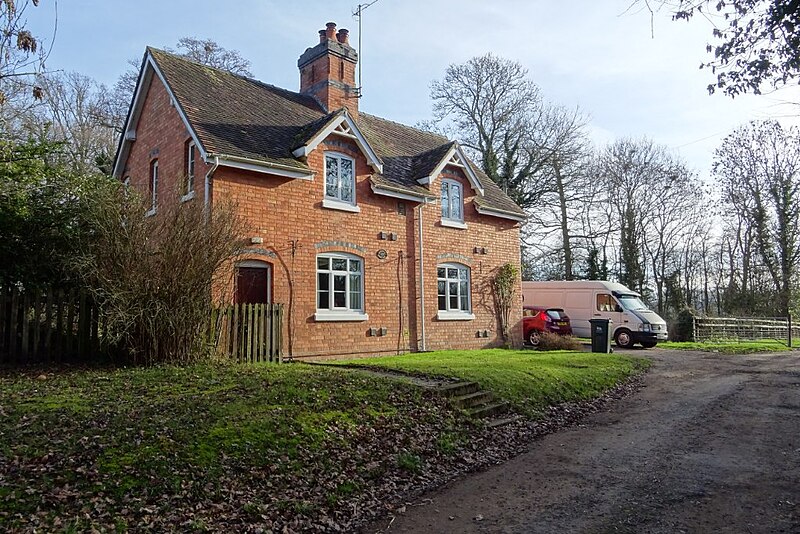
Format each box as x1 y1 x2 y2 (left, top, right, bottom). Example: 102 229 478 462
336 349 649 415
0 350 648 531
0 363 470 532
659 340 795 354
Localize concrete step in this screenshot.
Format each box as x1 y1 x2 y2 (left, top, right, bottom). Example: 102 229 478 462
452 390 494 409
436 381 480 398
485 415 524 428
468 401 509 419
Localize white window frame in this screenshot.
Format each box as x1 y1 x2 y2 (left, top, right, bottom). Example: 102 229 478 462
441 179 466 229
182 141 196 202
146 160 158 216
315 252 368 321
437 262 474 320
323 152 360 213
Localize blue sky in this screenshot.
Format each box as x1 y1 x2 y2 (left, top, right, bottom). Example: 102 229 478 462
27 0 800 178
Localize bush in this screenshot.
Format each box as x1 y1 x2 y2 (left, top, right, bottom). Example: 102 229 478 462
75 183 243 364
672 308 696 342
537 332 584 351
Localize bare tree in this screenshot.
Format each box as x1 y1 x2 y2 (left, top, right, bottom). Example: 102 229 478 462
426 54 583 210
597 137 689 295
169 37 253 76
641 168 706 315
21 71 118 174
714 120 800 316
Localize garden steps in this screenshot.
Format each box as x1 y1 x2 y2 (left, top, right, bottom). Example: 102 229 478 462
435 381 480 397
468 401 509 419
306 364 518 425
452 390 494 409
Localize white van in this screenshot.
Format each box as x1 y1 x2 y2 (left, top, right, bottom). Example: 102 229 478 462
521 280 668 348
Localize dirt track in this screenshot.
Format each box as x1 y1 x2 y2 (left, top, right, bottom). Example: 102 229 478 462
367 349 800 534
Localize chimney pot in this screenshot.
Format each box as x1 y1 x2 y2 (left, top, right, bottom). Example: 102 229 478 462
325 22 337 40
336 28 350 44
318 29 326 43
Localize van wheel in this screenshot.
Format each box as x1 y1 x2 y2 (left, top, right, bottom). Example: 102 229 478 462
641 341 657 348
528 330 541 346
615 329 634 348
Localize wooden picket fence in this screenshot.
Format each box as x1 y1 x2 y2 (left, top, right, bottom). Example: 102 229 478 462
0 287 107 364
208 303 284 363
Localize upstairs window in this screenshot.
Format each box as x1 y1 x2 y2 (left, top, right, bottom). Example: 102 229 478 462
324 153 355 205
441 179 463 222
148 159 158 215
437 263 471 314
185 140 196 198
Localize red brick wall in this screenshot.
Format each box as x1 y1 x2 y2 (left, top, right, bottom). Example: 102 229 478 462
122 74 523 359
213 140 522 358
119 74 210 207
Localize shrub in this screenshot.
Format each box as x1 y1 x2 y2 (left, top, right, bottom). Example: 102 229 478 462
537 332 584 351
74 183 243 364
672 308 696 342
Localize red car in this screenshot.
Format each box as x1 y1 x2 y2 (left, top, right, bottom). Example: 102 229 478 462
523 306 573 346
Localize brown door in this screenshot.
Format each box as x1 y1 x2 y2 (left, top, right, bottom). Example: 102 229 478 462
235 266 271 304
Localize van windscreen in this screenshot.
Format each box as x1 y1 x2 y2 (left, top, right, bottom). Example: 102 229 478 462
618 295 648 310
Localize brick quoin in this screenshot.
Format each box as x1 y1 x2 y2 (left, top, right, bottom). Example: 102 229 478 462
119 27 524 360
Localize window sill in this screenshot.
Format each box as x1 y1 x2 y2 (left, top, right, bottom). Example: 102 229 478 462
314 311 369 322
181 191 196 203
145 207 157 218
440 219 467 230
323 198 360 213
437 310 475 321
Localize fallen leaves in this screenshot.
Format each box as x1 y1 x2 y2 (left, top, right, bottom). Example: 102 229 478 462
0 364 645 532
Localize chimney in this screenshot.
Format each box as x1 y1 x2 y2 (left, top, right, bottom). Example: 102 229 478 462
298 22 359 118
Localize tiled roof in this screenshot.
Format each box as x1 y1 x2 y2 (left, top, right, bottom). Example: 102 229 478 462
147 48 525 218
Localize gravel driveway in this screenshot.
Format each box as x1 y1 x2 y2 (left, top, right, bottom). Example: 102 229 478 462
367 349 800 533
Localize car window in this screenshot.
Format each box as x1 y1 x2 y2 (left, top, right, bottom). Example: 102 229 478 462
546 309 565 320
523 309 534 317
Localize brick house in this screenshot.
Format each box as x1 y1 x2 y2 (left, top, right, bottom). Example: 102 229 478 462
112 22 526 358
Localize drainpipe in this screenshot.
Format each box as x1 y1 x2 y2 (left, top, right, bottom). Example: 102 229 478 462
204 155 220 209
418 202 427 352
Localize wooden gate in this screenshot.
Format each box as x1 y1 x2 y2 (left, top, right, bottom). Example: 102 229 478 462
209 303 284 363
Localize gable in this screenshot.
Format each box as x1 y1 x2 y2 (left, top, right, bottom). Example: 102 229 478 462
415 143 484 197
112 52 205 179
292 110 383 174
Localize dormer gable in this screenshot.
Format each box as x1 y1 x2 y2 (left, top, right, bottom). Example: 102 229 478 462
415 142 484 197
292 109 383 174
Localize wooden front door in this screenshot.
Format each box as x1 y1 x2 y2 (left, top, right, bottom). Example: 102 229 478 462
235 266 271 304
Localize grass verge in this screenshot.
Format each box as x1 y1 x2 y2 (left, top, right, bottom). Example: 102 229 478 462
0 363 469 531
335 349 649 416
658 340 795 354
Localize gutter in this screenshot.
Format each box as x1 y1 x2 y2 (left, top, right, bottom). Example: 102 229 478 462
475 203 527 222
215 153 314 180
